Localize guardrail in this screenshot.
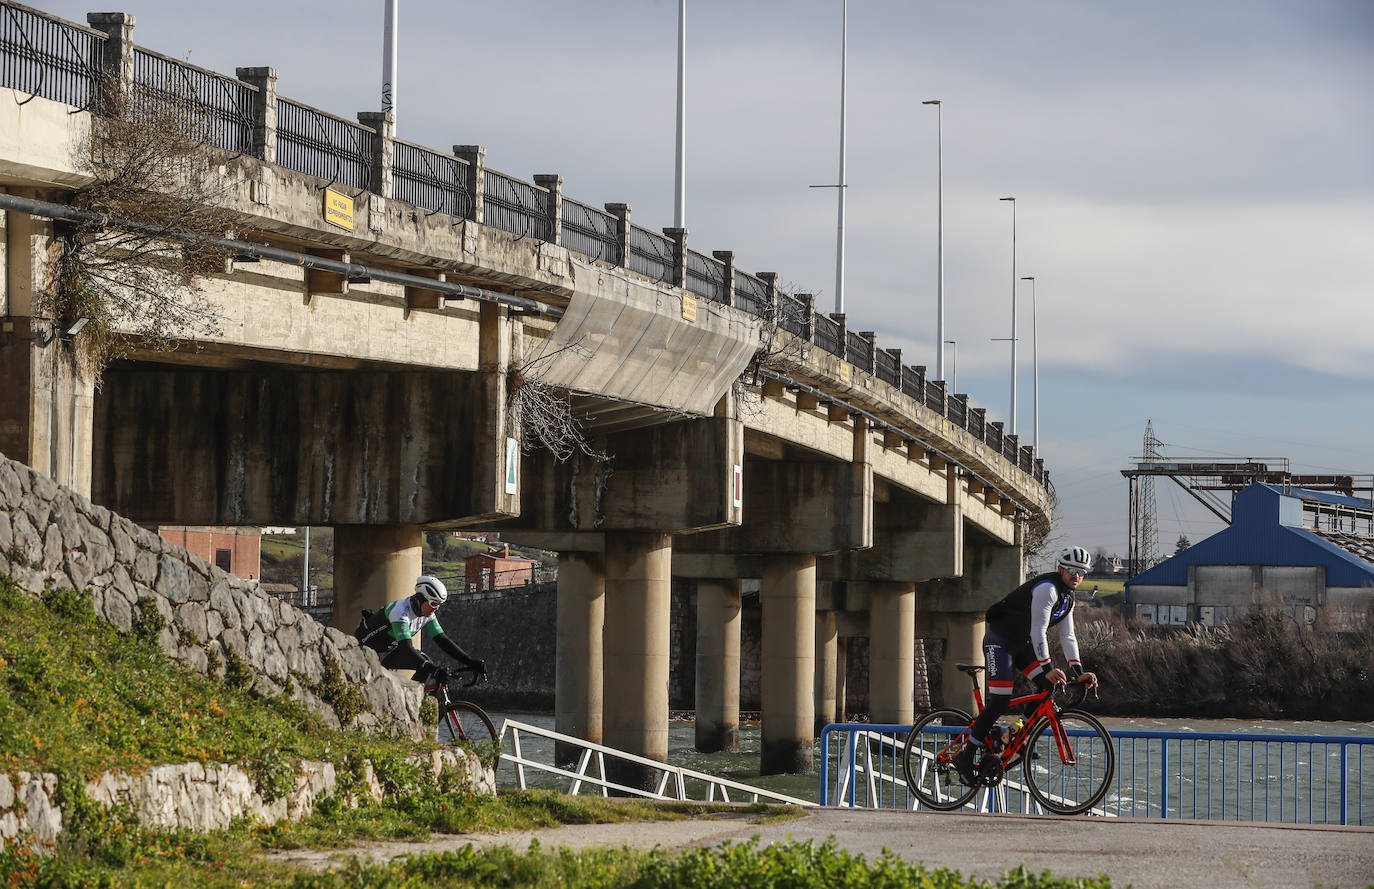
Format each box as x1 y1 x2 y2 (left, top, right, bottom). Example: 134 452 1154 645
499 719 810 806
819 722 1374 825
0 0 1051 496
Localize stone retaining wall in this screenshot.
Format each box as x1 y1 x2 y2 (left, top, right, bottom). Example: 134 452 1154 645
0 749 495 850
0 451 423 736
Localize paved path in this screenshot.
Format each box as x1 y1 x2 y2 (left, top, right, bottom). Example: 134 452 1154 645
272 808 1374 889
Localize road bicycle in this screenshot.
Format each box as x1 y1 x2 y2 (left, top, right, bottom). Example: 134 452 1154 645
902 664 1115 815
427 666 498 748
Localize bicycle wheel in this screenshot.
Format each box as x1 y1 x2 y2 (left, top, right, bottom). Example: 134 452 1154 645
1021 708 1115 815
902 707 976 811
438 701 498 746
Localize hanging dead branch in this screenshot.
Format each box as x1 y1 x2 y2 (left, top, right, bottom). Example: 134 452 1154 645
41 82 237 378
507 339 610 463
733 281 814 417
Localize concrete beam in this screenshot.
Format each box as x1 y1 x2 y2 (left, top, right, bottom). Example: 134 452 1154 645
92 367 516 526
821 488 962 582
915 536 1023 613
508 415 743 534
678 459 872 556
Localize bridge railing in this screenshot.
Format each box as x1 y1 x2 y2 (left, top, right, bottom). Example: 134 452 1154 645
0 0 1053 494
0 2 103 110
818 722 1374 826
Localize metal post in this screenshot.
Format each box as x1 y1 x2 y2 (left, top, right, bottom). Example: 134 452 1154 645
674 0 686 228
944 339 957 392
382 0 397 118
923 100 943 378
1021 276 1037 451
834 0 848 315
999 196 1017 435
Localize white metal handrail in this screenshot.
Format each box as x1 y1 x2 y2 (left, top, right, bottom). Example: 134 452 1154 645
498 719 811 807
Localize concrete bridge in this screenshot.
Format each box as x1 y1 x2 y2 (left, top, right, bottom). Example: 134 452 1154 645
0 4 1049 781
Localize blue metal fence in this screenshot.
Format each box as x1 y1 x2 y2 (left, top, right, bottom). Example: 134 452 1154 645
819 722 1374 825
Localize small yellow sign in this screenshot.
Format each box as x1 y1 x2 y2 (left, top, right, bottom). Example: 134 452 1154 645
323 188 354 231
681 295 698 322
838 363 852 384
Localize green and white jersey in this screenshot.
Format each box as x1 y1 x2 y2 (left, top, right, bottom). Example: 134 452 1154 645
383 597 445 642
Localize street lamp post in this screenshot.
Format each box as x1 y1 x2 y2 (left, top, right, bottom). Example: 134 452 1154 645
673 0 686 228
1020 276 1037 451
923 99 943 380
999 196 1017 436
944 339 957 392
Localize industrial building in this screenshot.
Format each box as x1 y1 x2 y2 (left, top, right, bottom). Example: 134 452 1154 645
1125 484 1374 629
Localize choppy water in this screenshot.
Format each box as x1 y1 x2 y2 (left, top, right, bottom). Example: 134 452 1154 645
489 711 1374 813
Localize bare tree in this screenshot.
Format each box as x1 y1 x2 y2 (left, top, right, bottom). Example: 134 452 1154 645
507 340 609 463
42 83 236 377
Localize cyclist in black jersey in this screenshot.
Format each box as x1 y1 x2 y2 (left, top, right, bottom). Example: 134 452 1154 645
953 546 1100 784
354 576 486 686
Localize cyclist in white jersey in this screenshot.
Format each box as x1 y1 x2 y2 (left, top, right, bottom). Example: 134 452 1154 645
354 576 485 685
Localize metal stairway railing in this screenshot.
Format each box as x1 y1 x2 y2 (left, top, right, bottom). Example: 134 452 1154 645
498 719 811 806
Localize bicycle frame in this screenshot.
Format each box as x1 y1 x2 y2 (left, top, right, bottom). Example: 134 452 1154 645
424 667 486 741
964 671 1086 772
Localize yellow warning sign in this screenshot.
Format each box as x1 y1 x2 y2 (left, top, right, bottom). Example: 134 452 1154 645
324 188 354 231
681 295 698 322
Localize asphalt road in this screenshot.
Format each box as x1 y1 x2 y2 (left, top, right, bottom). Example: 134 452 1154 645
272 807 1374 889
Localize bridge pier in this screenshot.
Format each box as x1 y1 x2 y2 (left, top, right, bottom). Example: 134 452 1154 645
333 524 423 643
602 531 673 790
554 550 604 761
814 610 838 733
761 553 817 775
694 578 742 753
866 582 917 725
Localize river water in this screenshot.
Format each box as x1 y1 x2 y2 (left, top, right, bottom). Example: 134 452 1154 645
489 711 1374 818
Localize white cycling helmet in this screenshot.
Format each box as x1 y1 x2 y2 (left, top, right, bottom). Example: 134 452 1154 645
1057 546 1092 573
415 576 448 607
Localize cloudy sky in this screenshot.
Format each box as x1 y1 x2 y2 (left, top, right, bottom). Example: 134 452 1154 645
36 0 1374 564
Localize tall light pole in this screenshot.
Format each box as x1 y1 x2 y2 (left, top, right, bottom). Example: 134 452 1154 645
673 0 686 228
944 339 957 392
834 0 848 314
923 99 943 379
999 196 1017 436
1020 276 1037 451
382 0 398 118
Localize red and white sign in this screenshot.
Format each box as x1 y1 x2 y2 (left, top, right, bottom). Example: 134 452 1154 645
732 464 743 508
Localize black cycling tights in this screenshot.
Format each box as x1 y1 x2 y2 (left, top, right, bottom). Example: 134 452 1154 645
380 643 438 683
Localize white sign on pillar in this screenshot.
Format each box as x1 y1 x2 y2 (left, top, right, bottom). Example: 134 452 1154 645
732 463 743 508
505 437 519 494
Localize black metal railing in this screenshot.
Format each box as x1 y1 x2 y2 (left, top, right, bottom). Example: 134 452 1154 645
561 197 620 264
0 2 103 110
393 139 472 219
275 97 374 190
925 379 945 414
734 271 770 317
947 394 968 429
777 293 808 337
684 249 727 303
875 348 899 387
901 365 924 401
968 408 985 440
813 312 843 357
845 330 871 372
483 168 551 241
627 224 674 283
131 47 255 156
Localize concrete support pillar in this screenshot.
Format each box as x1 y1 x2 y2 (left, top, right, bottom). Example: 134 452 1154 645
235 67 278 164
868 583 916 725
760 553 816 775
603 531 672 789
694 579 741 753
814 611 838 734
555 551 604 757
929 611 985 713
835 637 849 723
534 174 564 246
333 525 423 638
605 202 631 268
452 145 485 223
357 111 395 200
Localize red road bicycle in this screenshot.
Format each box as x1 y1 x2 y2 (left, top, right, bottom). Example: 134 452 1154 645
427 666 498 747
902 664 1115 815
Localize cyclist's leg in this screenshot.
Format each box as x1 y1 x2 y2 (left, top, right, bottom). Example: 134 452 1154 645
380 641 437 683
967 632 1015 744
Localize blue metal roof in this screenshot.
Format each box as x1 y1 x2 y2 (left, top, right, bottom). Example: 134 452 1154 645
1126 484 1374 588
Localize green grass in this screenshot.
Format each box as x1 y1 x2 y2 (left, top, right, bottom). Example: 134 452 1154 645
0 575 421 776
